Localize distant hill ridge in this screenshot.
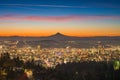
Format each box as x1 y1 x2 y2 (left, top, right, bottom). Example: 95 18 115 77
0 32 120 38
0 32 120 41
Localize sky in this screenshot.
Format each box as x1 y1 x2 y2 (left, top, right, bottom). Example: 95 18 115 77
0 0 120 37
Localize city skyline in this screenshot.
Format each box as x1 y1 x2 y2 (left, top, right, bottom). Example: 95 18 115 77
0 0 120 37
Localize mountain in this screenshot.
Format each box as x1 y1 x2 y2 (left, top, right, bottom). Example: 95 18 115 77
47 32 71 40
50 32 67 37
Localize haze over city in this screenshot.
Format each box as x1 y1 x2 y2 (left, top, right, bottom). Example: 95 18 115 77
0 0 120 37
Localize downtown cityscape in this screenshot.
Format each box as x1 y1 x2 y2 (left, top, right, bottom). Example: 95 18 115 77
0 38 120 68
0 34 120 67
0 33 120 80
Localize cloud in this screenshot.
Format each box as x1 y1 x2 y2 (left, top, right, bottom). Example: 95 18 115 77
0 4 87 8
0 3 119 8
0 15 80 22
0 15 120 22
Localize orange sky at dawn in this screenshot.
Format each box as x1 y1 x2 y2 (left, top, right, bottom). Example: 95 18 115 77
0 30 120 37
0 15 120 37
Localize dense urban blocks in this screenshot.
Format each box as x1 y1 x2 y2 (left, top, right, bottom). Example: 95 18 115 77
0 39 120 80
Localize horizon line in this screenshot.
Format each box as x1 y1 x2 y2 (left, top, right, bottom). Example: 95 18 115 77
0 34 120 37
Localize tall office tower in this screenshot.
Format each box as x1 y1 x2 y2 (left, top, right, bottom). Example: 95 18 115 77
97 41 105 54
37 45 41 53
